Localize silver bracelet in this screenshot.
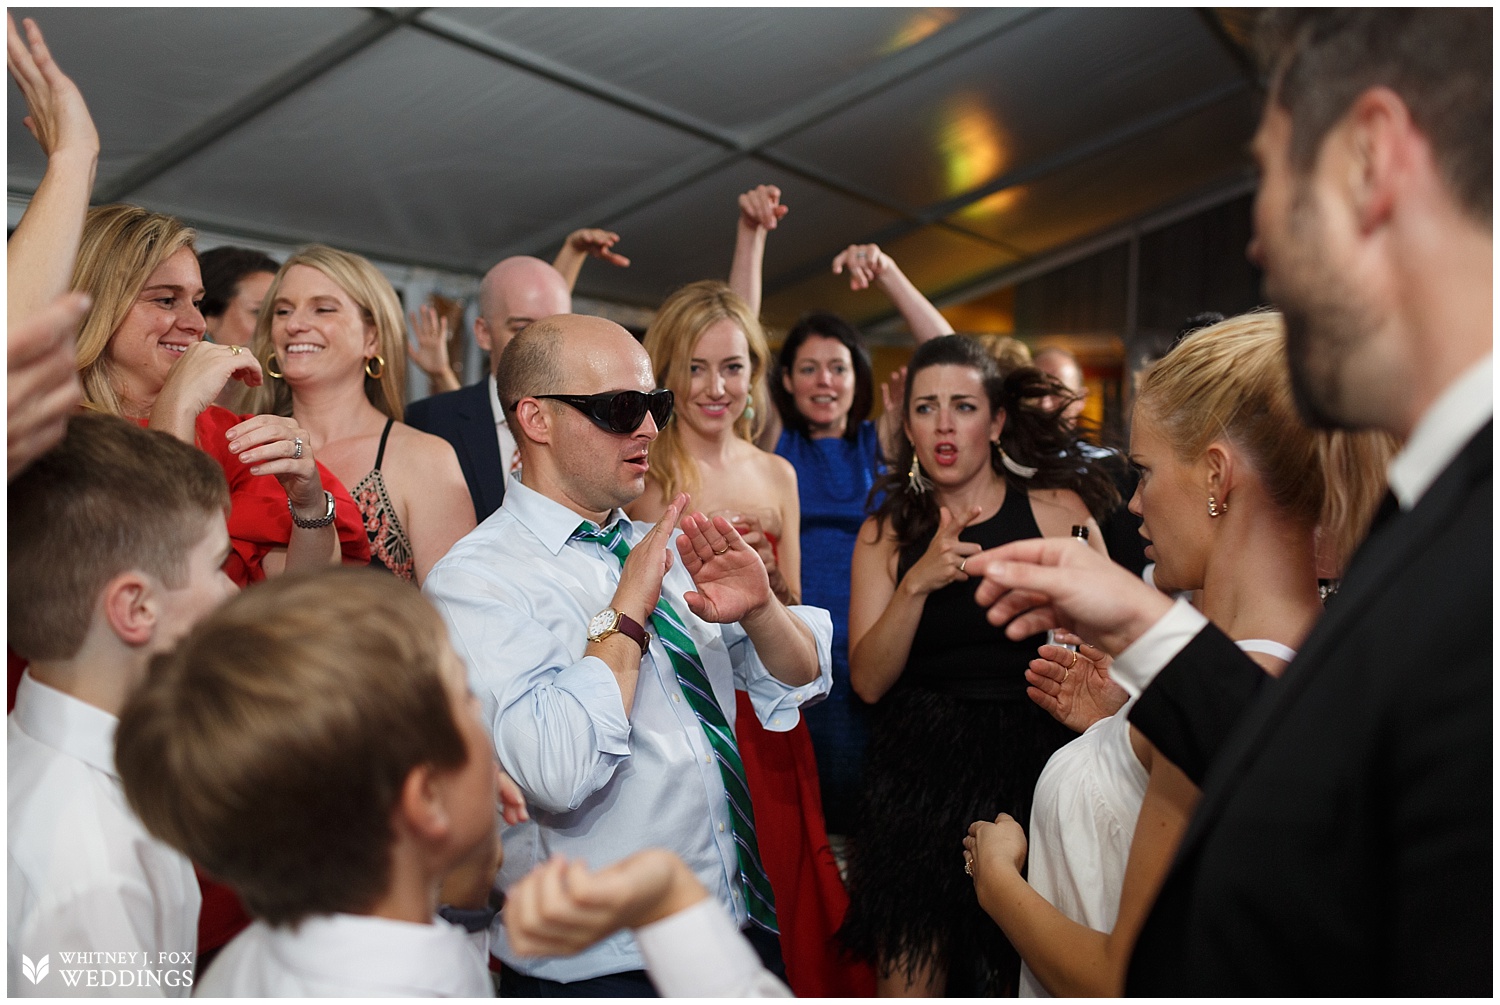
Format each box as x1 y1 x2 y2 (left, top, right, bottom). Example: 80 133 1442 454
288 490 336 529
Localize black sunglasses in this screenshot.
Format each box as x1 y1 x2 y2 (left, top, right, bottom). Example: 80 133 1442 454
532 389 674 434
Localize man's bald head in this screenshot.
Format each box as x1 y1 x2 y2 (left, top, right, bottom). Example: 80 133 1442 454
496 314 649 418
499 314 659 517
476 257 572 369
1033 347 1087 429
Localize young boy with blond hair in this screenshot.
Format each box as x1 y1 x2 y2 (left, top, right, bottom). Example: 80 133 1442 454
8 413 236 997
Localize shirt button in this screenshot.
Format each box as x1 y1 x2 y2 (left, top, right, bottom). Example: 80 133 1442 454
705 755 712 765
732 890 740 900
673 694 681 703
718 822 725 832
792 693 801 701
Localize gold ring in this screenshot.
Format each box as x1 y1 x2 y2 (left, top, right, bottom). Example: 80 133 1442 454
712 545 729 556
1066 650 1080 671
228 344 243 355
959 557 968 573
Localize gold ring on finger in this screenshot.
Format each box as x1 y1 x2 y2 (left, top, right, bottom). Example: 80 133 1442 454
959 557 968 573
712 545 729 556
1066 650 1080 671
228 344 243 355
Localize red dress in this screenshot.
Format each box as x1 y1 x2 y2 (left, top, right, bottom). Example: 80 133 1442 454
190 406 370 587
733 533 876 996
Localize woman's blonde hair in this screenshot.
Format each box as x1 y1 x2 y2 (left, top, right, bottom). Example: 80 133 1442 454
1136 310 1394 573
72 204 197 418
247 245 406 421
642 280 769 500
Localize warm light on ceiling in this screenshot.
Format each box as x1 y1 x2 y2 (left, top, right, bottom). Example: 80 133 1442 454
937 94 1010 199
881 8 961 53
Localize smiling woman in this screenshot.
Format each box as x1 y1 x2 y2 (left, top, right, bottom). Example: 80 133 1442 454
246 245 476 585
69 204 370 589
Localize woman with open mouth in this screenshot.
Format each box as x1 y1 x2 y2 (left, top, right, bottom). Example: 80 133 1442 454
840 334 1117 995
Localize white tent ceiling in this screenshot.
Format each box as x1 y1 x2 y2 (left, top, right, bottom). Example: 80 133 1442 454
7 7 1261 333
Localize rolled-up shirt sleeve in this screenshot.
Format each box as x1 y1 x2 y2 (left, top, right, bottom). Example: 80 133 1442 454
726 604 833 733
424 568 632 815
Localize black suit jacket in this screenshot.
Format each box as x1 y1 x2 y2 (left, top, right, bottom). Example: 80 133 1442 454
405 380 506 522
1126 423 1492 995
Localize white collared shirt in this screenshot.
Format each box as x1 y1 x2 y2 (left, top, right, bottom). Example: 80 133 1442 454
487 374 521 476
8 675 201 998
422 476 832 982
634 898 792 997
1387 355 1492 509
1114 354 1494 691
194 914 490 997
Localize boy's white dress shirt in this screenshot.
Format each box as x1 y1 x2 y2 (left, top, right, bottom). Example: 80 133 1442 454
195 914 491 997
8 674 200 998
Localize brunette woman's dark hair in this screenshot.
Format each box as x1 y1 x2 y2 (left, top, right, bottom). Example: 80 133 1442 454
770 311 874 443
869 335 1118 553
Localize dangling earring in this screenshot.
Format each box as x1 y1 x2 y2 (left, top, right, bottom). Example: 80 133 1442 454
907 454 933 494
743 402 756 423
996 441 1038 479
265 354 283 379
1207 494 1227 518
365 354 385 380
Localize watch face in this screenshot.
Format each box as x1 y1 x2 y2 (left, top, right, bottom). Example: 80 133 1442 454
588 609 617 638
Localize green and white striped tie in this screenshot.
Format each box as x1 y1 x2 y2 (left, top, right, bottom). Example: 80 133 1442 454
573 519 779 933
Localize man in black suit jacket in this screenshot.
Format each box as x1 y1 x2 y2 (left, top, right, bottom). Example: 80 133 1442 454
405 256 571 521
969 9 1491 994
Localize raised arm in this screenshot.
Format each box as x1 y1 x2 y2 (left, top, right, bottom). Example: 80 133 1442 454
832 244 954 344
7 15 99 328
407 303 461 395
553 228 630 293
728 185 788 317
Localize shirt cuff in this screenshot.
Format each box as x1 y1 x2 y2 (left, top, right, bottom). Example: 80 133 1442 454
634 898 791 998
552 655 632 756
738 605 833 733
1111 598 1207 697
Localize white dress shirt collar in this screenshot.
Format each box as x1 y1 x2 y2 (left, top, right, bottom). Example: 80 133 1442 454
487 373 506 427
1387 354 1493 510
11 674 119 779
502 475 633 556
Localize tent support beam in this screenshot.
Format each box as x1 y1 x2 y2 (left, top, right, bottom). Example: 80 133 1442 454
97 8 424 204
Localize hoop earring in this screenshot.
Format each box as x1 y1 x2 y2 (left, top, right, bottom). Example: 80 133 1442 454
264 354 283 379
1207 494 1227 518
365 354 385 380
907 454 932 495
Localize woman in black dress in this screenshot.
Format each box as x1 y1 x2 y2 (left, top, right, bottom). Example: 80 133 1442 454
840 335 1116 995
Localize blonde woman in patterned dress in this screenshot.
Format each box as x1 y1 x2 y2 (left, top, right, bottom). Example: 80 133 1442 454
247 245 474 583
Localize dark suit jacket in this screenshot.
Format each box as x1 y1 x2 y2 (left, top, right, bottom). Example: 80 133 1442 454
1126 423 1492 995
405 380 506 522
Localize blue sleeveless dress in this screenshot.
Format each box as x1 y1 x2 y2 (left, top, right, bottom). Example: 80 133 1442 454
775 420 881 834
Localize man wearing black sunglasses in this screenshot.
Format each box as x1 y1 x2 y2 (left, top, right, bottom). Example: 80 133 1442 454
423 313 832 995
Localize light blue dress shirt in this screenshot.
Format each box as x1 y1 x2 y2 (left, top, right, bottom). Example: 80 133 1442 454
422 476 832 982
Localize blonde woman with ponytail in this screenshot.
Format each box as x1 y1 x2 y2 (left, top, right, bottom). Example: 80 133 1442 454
963 311 1394 996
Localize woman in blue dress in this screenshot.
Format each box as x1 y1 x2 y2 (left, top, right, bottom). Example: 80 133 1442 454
767 311 882 835
732 185 956 835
